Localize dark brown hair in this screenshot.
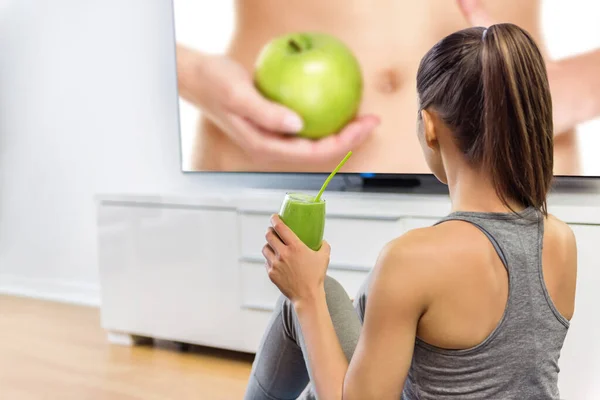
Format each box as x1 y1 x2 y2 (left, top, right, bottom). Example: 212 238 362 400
416 24 553 215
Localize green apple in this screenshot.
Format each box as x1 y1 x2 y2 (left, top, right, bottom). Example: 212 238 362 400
254 32 363 139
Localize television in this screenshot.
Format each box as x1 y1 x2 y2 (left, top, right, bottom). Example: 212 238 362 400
172 1 600 183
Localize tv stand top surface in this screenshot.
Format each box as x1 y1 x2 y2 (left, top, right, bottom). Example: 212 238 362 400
96 177 600 225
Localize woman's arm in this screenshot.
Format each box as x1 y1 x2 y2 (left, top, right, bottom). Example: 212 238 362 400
293 233 432 399
175 44 211 106
342 235 431 399
265 217 432 399
547 50 600 134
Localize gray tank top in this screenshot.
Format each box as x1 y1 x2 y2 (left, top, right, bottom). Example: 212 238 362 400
402 207 570 400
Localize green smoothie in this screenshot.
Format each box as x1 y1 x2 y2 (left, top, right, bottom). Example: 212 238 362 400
279 193 325 251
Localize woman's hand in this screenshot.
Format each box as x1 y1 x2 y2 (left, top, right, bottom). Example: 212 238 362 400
262 215 331 306
176 45 380 165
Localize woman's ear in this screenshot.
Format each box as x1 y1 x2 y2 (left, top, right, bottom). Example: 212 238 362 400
420 109 439 150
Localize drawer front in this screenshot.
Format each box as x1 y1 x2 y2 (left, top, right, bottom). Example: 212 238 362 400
239 261 280 311
240 261 370 312
239 213 403 269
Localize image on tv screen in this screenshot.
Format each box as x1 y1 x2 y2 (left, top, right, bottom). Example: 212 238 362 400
173 0 600 176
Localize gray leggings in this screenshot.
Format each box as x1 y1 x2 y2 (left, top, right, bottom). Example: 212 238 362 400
243 275 370 400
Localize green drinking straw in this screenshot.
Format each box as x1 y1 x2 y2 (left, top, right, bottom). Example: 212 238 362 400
314 151 353 202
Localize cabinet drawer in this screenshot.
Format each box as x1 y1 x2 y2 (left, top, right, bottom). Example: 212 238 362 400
240 261 370 312
239 213 403 269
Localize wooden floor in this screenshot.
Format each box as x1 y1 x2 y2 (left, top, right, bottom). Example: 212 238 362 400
0 295 254 400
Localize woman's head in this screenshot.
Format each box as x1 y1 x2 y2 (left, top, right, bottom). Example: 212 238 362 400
416 24 553 214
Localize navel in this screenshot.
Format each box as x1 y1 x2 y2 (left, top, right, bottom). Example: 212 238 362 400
375 68 403 94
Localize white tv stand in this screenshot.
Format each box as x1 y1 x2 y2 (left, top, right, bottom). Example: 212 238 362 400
96 188 600 399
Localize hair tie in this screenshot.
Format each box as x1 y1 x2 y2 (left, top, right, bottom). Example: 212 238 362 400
482 28 488 41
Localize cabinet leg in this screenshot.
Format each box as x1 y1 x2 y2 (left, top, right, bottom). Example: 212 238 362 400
106 331 153 347
175 341 191 352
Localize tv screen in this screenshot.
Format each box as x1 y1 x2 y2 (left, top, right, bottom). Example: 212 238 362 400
172 1 600 177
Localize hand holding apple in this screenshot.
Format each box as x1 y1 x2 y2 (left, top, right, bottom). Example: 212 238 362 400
176 45 379 164
254 33 364 139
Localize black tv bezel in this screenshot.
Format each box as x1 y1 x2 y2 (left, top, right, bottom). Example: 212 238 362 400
178 170 599 199
179 166 600 180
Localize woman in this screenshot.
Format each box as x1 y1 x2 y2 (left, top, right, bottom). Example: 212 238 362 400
176 0 600 174
244 24 578 399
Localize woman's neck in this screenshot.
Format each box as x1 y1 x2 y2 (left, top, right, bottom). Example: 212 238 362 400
446 166 524 213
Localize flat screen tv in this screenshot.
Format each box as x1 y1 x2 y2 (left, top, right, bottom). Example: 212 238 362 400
172 1 600 180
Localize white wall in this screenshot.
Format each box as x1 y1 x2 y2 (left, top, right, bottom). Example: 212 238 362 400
0 0 599 304
0 0 328 304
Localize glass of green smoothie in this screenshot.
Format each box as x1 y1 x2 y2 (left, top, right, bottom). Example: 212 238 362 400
279 193 326 251
277 151 353 251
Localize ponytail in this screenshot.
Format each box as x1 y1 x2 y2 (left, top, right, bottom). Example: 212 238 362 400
416 24 554 215
480 24 553 215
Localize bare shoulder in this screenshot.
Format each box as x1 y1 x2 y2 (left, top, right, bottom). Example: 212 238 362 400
541 214 577 320
381 221 494 263
374 222 481 286
544 214 578 261
367 227 446 315
376 226 445 273
368 223 488 314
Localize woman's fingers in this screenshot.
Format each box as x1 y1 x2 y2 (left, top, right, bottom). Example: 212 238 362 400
228 114 380 165
262 243 276 266
230 84 305 134
457 0 494 27
270 215 298 247
265 227 286 256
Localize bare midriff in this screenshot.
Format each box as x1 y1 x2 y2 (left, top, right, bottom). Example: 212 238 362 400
194 0 579 174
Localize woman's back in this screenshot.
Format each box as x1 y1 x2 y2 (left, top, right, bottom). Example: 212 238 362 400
397 208 577 399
